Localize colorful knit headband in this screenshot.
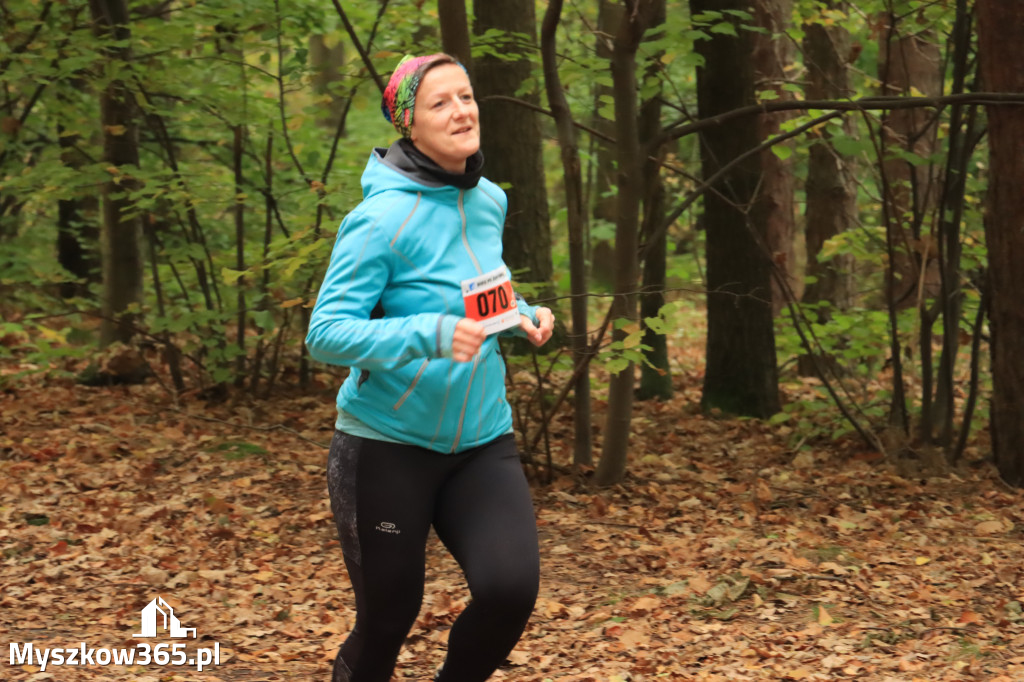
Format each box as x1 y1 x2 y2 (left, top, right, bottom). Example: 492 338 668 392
381 54 465 138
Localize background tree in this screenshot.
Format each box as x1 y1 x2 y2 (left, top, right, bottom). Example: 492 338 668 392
594 0 659 486
472 0 552 293
752 0 796 315
309 34 347 131
877 5 943 306
0 1 57 243
56 91 101 299
439 0 472 66
636 0 673 402
541 0 592 468
797 1 857 376
977 0 1024 487
89 0 144 346
925 0 982 454
691 0 780 418
588 0 625 291
876 5 943 432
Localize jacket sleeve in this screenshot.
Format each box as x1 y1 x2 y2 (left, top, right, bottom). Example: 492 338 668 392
305 207 461 370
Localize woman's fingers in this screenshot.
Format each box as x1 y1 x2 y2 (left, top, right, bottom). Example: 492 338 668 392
452 318 486 362
453 309 554 361
518 308 555 347
536 307 554 345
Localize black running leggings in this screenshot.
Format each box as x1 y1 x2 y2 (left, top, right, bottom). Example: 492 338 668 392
326 431 539 682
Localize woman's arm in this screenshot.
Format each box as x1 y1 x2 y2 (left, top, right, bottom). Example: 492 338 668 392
305 208 462 370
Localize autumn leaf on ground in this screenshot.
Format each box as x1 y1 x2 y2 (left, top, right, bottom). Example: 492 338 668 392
1 359 1023 681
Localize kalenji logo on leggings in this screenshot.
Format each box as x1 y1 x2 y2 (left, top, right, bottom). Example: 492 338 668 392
376 521 401 534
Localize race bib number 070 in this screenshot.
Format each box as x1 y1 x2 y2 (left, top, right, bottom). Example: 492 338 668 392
461 267 520 335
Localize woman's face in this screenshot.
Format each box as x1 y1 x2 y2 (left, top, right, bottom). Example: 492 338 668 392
409 63 480 174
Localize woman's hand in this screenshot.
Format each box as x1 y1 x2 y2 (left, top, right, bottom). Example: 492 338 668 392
519 307 554 347
452 318 486 362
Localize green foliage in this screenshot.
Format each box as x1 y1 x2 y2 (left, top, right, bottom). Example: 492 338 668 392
0 0 424 388
0 317 91 388
471 28 535 64
0 0 1001 467
599 318 648 377
774 299 906 444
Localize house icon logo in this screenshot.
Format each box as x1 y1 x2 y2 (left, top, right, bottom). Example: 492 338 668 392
133 596 196 638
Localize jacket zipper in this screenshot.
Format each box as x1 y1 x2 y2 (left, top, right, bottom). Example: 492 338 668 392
451 189 483 452
451 354 480 452
459 190 483 275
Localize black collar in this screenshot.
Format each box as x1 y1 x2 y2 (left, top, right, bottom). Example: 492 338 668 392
398 138 484 189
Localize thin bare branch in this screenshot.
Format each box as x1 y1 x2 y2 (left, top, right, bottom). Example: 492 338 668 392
331 0 387 94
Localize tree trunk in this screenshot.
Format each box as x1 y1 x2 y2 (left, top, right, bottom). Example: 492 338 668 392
878 10 943 310
693 0 780 418
637 0 672 402
752 0 796 315
472 0 551 292
233 121 247 385
797 3 857 376
90 0 144 346
595 0 654 487
877 9 943 433
541 0 592 467
977 0 1024 487
439 0 472 66
57 117 100 299
589 0 625 291
309 34 347 131
931 0 978 452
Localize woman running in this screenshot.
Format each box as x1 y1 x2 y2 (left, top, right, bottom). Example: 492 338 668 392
306 53 555 682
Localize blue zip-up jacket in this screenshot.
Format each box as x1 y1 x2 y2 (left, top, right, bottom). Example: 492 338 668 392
306 143 538 454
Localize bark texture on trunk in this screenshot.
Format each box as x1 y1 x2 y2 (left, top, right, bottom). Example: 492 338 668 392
439 0 473 66
472 0 551 291
977 0 1024 487
798 3 858 378
693 0 780 418
90 0 144 346
589 0 625 291
801 13 856 316
541 0 592 467
595 0 655 486
57 116 100 299
637 0 672 402
878 12 943 309
752 0 796 315
309 35 347 131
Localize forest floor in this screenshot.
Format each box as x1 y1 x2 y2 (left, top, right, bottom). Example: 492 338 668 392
2 344 1023 682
